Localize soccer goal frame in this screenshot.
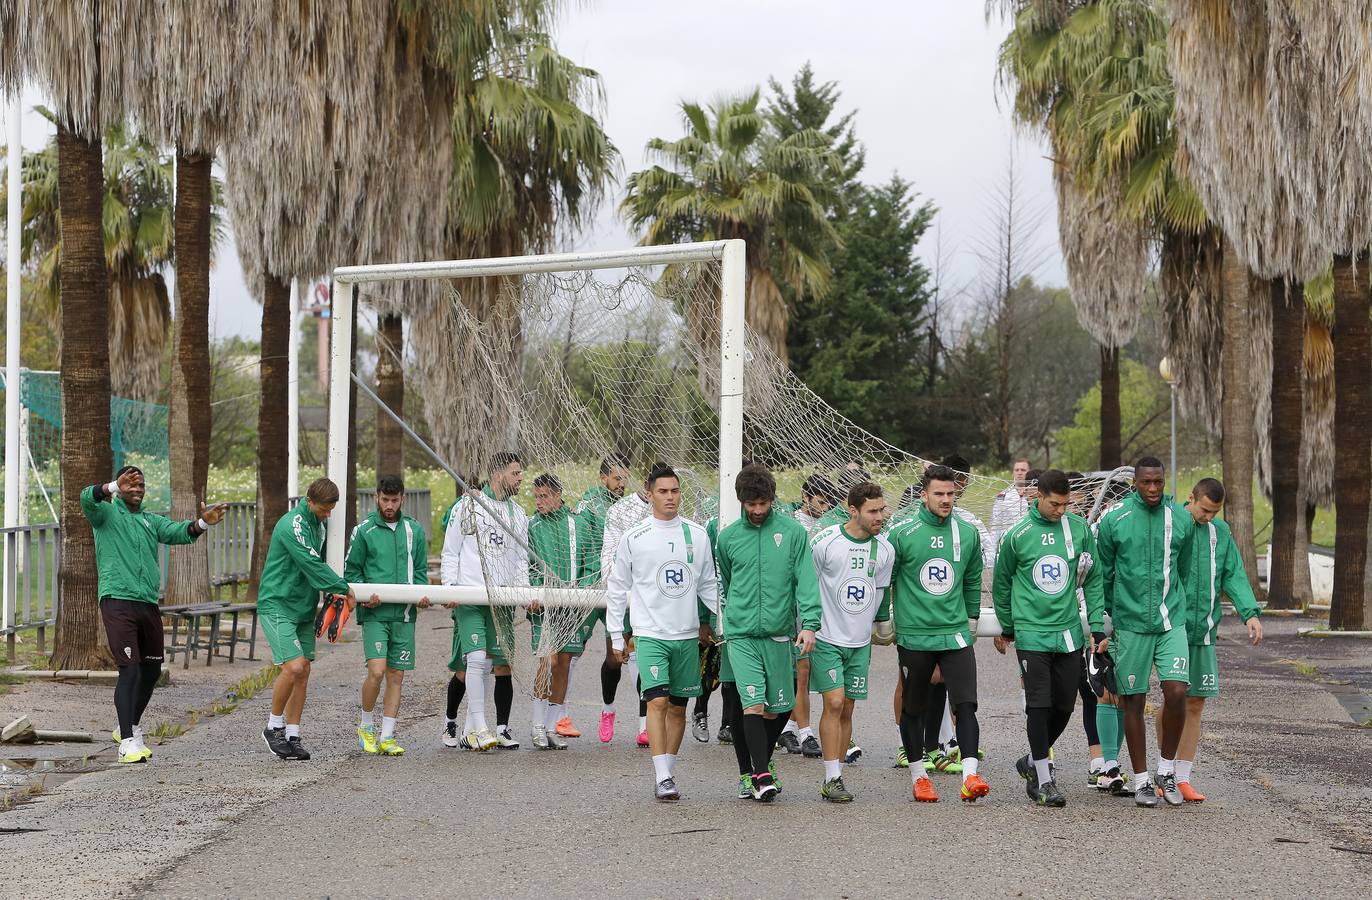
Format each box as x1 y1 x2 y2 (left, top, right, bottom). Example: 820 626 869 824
321 239 748 594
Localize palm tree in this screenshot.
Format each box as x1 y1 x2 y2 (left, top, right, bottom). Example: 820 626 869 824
620 90 840 362
1167 1 1372 629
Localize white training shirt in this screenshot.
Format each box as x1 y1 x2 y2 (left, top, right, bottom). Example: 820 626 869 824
440 491 530 588
792 508 819 531
605 515 719 649
810 524 895 648
953 505 995 572
599 491 651 579
989 487 1028 543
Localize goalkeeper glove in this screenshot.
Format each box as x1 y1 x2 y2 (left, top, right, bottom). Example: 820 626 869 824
871 619 895 646
968 618 979 643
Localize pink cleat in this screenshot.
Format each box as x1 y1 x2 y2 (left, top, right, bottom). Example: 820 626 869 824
637 729 650 748
598 711 616 743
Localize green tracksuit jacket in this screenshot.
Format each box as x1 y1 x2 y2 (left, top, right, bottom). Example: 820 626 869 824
80 484 201 604
888 504 983 650
1183 515 1260 645
259 498 350 620
528 504 596 587
1095 491 1194 635
715 508 820 638
575 485 619 576
992 501 1103 652
344 510 428 624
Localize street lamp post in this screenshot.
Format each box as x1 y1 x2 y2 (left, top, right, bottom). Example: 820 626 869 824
1159 356 1178 498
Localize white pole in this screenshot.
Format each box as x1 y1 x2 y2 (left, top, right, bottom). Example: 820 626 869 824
4 93 22 633
324 279 354 573
717 239 746 530
287 278 300 499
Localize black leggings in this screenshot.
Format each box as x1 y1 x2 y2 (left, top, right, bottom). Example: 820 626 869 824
924 682 948 754
1027 706 1074 762
742 710 792 776
724 683 751 774
446 674 466 720
114 662 161 738
494 673 513 728
601 659 622 706
1078 660 1099 745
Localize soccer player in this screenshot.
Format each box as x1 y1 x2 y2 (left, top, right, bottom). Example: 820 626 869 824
991 469 1105 807
527 472 595 750
598 464 654 745
441 451 529 752
1163 477 1262 801
605 464 719 802
81 466 226 763
346 475 431 756
716 463 820 802
258 478 355 760
792 473 840 531
809 482 894 802
888 464 988 803
1095 456 1194 807
572 454 631 741
990 457 1031 542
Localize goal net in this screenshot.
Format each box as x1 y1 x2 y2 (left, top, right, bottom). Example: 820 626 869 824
327 241 1023 694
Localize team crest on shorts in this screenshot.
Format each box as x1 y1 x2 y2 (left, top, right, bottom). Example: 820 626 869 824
294 639 302 649
651 665 660 679
471 633 479 644
124 646 133 659
829 668 838 682
375 642 383 653
1128 674 1136 688
1032 554 1070 595
746 684 758 698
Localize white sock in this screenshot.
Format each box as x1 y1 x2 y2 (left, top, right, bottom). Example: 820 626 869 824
133 724 144 740
360 710 375 728
119 737 140 756
798 726 814 741
938 701 954 746
1104 758 1119 771
638 716 647 733
962 756 978 778
1157 756 1175 777
1033 758 1052 785
602 704 614 715
652 754 672 783
782 720 799 735
465 652 490 733
1089 756 1104 774
1140 769 1153 786
665 752 677 775
911 763 923 785
267 713 285 730
445 716 457 726
1020 687 1027 714
285 724 300 739
546 703 564 732
824 759 842 781
1176 759 1193 783
381 716 396 740
567 655 580 685
532 698 547 728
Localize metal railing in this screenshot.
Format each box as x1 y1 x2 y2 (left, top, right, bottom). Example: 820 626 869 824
2 490 433 648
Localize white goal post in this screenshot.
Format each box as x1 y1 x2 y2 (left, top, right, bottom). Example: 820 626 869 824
321 239 748 603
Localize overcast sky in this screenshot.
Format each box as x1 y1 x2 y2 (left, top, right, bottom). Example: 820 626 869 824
2 1 1063 342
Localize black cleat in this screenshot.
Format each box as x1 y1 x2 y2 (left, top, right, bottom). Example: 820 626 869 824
717 724 733 745
1016 753 1039 799
263 727 292 759
778 731 801 754
286 736 311 760
1033 779 1067 808
800 735 822 758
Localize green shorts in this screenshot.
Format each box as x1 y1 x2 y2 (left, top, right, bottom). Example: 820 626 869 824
719 641 735 683
361 619 416 671
728 636 796 713
809 639 872 700
261 611 316 665
578 607 632 644
531 611 586 655
635 636 701 699
1114 626 1189 694
447 607 508 671
1187 643 1218 697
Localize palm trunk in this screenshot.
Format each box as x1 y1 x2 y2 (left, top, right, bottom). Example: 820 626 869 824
1219 238 1263 599
165 150 214 606
1099 344 1121 469
1267 277 1304 609
375 312 404 478
1292 499 1314 607
1330 251 1370 630
250 275 292 597
52 125 114 670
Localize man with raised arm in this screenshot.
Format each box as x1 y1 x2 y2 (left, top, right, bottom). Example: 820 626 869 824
605 464 718 802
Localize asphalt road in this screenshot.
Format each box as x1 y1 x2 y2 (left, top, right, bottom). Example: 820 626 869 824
2 613 1368 899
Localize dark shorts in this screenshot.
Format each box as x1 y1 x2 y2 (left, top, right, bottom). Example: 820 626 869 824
1017 649 1079 713
897 645 977 716
101 597 164 666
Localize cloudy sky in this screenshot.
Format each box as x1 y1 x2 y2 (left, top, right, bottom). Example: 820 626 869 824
2 1 1063 341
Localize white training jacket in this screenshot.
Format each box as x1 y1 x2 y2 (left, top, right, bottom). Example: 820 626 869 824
599 491 651 580
989 487 1028 544
440 491 531 589
605 515 719 650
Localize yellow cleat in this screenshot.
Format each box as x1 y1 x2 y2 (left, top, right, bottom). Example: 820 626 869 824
378 737 405 756
358 725 379 754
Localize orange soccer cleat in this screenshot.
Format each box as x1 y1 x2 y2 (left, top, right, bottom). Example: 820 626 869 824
961 773 990 802
913 776 939 803
1178 781 1206 802
555 716 581 738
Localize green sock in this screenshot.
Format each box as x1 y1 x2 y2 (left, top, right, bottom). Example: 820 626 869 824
1097 703 1123 763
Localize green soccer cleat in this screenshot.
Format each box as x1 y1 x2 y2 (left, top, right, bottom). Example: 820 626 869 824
895 746 910 769
925 749 963 775
820 776 854 803
768 760 783 793
737 773 753 799
378 737 405 756
358 725 379 754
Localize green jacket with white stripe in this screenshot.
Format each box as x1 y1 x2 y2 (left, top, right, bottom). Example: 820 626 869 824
1095 491 1194 635
528 503 596 587
991 501 1103 653
888 504 984 651
259 498 350 620
80 483 201 605
1182 515 1260 645
345 510 429 623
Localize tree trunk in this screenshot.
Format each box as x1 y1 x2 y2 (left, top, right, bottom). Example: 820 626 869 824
165 150 214 606
1099 344 1121 470
250 275 292 598
375 313 404 478
1330 251 1370 631
52 125 114 670
1219 239 1263 599
1267 277 1304 609
1292 499 1314 608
